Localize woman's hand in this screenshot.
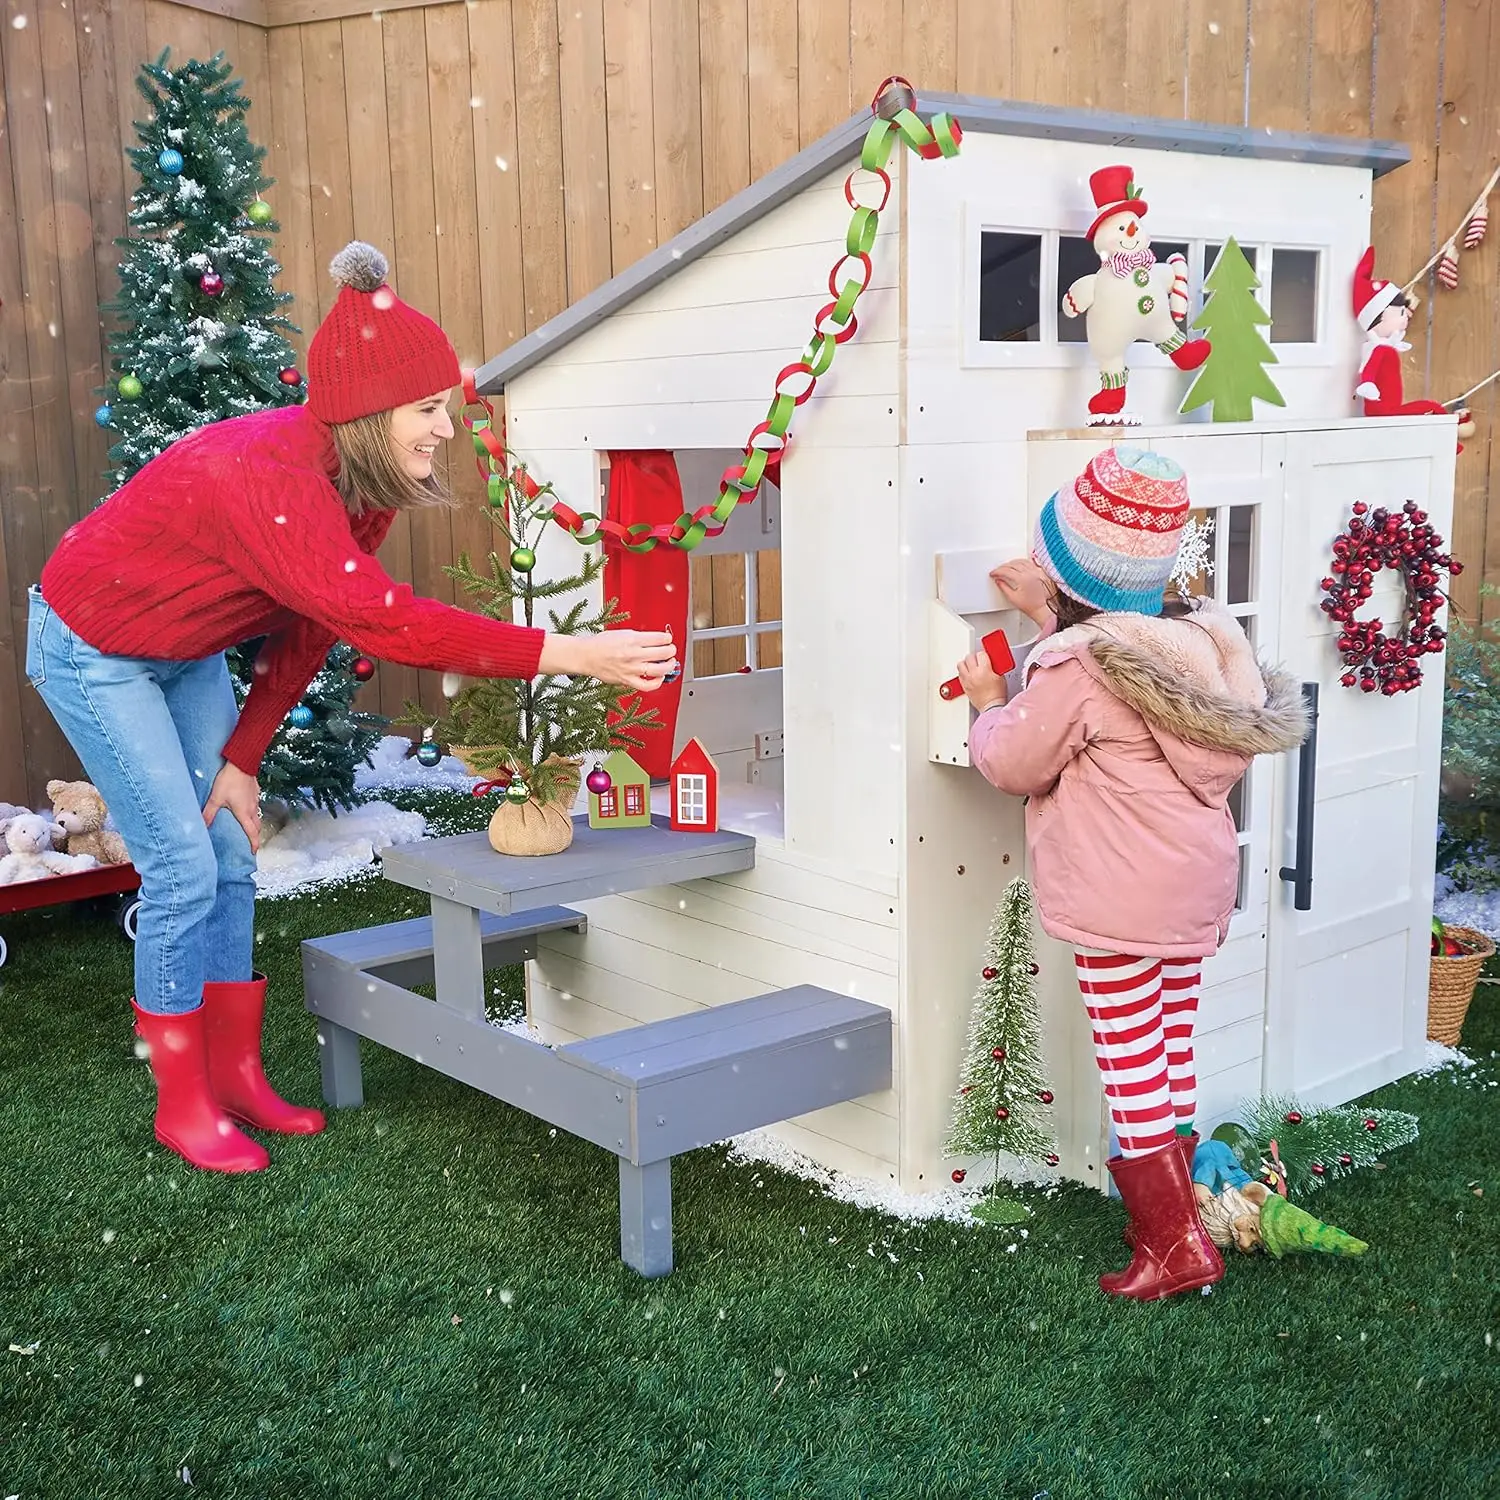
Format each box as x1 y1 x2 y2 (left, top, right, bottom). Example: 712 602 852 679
539 629 678 692
990 558 1056 628
957 650 1008 713
203 762 263 853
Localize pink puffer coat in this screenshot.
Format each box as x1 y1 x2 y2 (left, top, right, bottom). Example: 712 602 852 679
970 600 1308 958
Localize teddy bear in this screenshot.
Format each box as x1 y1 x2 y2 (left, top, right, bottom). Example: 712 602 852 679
46 779 130 865
0 812 100 885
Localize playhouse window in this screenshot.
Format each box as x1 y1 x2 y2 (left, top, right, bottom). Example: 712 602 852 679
1268 250 1320 343
689 549 782 678
978 231 1042 342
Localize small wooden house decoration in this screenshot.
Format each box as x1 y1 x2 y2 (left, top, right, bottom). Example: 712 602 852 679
477 93 1455 1199
587 749 651 830
669 739 719 833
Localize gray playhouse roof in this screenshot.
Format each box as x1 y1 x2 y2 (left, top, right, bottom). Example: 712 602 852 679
475 92 1409 394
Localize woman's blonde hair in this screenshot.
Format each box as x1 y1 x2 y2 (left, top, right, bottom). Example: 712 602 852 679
330 409 452 516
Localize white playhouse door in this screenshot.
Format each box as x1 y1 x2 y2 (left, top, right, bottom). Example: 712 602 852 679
1267 421 1456 1104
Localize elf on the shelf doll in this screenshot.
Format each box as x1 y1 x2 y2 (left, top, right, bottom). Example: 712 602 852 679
1352 246 1471 451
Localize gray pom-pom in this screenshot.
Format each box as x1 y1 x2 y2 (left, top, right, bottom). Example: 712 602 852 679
329 242 388 294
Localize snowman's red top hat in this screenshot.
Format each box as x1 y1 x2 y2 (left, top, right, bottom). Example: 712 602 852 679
1086 164 1149 242
1351 246 1402 331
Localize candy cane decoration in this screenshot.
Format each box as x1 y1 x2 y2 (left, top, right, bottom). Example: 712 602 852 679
1437 245 1461 290
1404 163 1500 292
1465 205 1488 249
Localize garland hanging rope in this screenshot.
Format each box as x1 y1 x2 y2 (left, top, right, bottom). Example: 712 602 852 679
1318 499 1461 696
1402 162 1500 297
459 77 962 554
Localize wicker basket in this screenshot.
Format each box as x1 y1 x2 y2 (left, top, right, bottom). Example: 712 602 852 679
1427 924 1495 1046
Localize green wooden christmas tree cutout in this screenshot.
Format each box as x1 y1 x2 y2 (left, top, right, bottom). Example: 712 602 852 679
1179 237 1286 422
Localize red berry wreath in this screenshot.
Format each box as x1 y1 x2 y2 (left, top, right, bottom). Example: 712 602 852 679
1318 500 1460 695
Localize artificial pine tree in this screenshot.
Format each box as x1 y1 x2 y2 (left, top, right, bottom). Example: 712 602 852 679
1179 237 1287 422
407 463 661 808
100 50 304 489
946 878 1058 1222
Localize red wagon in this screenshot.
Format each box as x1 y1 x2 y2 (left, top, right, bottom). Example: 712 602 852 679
0 862 142 969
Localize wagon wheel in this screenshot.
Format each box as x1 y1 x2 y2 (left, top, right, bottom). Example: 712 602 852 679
0 931 7 969
116 894 142 943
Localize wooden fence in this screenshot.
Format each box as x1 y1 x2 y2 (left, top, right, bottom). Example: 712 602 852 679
2 0 1498 805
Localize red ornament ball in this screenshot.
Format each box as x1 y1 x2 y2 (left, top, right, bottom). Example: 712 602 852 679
1364 1117 1379 1132
278 367 303 386
199 271 225 296
351 656 375 682
1285 1110 1303 1125
951 1169 966 1184
1028 963 1040 976
982 966 998 980
1045 1152 1060 1167
1310 1162 1326 1176
1339 1152 1353 1166
1038 1089 1054 1104
994 1106 1010 1121
990 1046 1007 1062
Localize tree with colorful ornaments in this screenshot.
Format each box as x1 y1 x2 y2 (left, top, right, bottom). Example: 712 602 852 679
946 878 1058 1222
100 51 305 487
1318 500 1459 696
1061 164 1210 425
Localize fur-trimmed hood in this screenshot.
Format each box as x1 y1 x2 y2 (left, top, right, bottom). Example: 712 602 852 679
1028 598 1310 759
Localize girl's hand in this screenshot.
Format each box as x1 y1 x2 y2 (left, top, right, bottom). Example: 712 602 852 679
989 558 1056 628
540 629 678 692
203 762 264 853
957 650 1008 713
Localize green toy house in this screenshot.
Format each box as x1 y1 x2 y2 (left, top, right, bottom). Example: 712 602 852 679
587 749 652 830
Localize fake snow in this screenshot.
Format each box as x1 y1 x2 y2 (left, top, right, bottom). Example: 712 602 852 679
1418 1039 1479 1075
253 798 426 898
1434 886 1500 942
355 734 476 793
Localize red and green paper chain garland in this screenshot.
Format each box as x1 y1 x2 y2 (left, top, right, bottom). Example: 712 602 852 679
459 77 961 554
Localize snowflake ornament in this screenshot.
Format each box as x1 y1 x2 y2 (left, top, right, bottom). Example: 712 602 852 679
1170 515 1215 600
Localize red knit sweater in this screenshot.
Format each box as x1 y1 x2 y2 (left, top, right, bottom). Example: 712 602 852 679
41 406 545 775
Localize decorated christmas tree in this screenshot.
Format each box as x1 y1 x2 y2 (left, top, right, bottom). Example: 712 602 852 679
1179 237 1286 422
99 50 304 488
946 878 1058 1222
406 460 661 808
102 50 386 812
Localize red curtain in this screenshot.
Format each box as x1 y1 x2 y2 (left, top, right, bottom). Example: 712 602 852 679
603 451 689 778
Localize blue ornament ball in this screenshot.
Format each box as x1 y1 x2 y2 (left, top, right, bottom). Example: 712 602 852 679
157 148 184 176
416 740 442 768
94 404 113 428
289 704 315 728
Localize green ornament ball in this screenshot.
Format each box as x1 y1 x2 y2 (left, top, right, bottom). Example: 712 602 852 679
510 547 537 573
505 778 531 804
246 199 273 224
116 374 143 400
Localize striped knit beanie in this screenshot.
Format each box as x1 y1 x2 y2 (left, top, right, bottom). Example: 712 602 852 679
1032 445 1190 615
306 242 461 425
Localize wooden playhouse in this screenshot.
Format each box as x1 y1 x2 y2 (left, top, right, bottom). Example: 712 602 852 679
471 93 1456 1193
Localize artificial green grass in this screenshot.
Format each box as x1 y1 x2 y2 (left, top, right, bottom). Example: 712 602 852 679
2 798 1497 1499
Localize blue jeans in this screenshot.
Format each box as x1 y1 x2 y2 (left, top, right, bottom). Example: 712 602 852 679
25 587 255 1014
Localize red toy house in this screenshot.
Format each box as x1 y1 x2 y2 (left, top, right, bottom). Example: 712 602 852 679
669 738 719 833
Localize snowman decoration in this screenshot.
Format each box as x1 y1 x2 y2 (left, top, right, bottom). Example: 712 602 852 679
1062 165 1211 425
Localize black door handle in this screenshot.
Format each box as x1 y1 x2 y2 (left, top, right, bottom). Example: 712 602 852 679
1278 682 1319 912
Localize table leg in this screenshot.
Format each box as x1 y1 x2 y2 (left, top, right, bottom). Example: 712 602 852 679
618 1157 673 1278
431 895 484 1020
319 1020 364 1108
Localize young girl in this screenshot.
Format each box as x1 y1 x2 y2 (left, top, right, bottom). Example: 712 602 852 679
955 446 1306 1301
27 242 675 1177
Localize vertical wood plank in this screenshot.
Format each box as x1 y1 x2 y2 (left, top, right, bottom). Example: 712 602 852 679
1185 0 1249 126
512 0 567 328
146 0 216 65
798 0 849 144
469 0 527 355
902 0 956 95
604 0 658 269
954 0 1013 99
1246 0 1312 132
850 0 904 105
233 20 272 145
747 0 798 175
699 0 750 212
557 0 613 297
652 0 705 243
265 25 316 358
1007 0 1069 107
1126 0 1188 119
1309 0 1372 138
300 19 355 320
1065 0 1130 113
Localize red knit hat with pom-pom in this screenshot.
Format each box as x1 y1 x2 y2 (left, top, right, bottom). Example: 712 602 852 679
306 242 460 424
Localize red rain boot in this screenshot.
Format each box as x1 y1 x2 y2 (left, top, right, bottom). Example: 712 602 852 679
1169 337 1212 371
132 1002 270 1173
1099 1140 1223 1300
202 974 325 1135
1088 382 1128 416
1124 1132 1198 1247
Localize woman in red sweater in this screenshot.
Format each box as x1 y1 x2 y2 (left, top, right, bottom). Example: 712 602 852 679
26 242 674 1175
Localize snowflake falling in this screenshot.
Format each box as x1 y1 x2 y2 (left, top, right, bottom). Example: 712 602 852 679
1170 514 1215 600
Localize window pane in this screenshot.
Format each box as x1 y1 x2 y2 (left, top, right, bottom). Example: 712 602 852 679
693 634 747 679
1228 777 1247 833
979 231 1042 342
1269 249 1319 343
1181 507 1216 599
1227 506 1256 605
1057 236 1098 343
757 628 783 670
1235 842 1249 913
1205 243 1256 277
690 553 746 629
1153 240 1189 264
756 550 782 623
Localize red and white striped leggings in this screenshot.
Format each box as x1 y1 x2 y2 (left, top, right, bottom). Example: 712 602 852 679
1073 950 1203 1159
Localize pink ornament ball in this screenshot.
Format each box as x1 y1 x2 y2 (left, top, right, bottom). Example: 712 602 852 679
586 767 612 796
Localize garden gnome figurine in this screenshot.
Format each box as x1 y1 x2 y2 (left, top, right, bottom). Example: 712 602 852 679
1352 247 1472 452
1062 165 1211 425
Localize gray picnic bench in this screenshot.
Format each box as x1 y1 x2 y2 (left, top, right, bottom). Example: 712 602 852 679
301 815 892 1276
